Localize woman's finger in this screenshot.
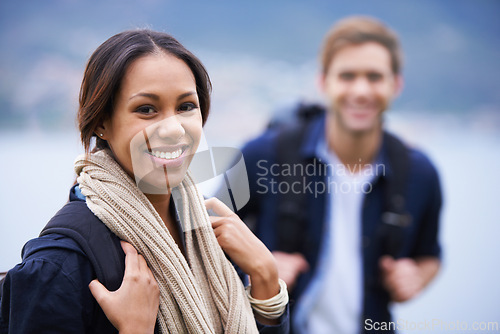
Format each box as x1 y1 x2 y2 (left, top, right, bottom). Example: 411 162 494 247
137 254 147 272
205 197 234 217
138 255 157 287
121 241 140 273
89 279 109 305
209 215 228 228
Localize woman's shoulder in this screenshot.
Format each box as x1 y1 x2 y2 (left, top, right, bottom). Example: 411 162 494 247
11 193 99 288
40 196 126 291
1 234 95 333
22 233 87 258
16 233 92 286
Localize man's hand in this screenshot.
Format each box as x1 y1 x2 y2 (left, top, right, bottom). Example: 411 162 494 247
379 255 440 303
89 241 159 334
272 251 309 291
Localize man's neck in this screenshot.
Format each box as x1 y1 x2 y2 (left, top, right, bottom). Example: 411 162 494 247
326 115 383 172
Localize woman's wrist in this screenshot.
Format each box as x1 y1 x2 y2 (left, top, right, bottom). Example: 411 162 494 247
245 279 289 321
118 322 155 334
247 255 279 299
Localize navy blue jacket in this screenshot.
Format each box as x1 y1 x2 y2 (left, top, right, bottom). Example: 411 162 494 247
0 186 289 333
237 115 442 333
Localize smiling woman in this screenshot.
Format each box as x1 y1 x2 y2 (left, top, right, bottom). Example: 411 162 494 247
0 29 289 334
100 54 203 195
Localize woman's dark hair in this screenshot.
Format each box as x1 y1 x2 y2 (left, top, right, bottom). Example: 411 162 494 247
78 29 212 152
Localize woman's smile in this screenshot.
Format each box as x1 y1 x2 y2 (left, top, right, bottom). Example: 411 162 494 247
145 144 191 169
99 53 203 193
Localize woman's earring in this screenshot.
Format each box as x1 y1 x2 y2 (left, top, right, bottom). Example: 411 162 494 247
99 133 104 137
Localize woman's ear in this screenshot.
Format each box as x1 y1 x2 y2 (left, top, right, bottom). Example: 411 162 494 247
95 121 108 140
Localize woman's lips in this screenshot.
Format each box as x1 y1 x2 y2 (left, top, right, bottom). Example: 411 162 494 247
145 144 191 169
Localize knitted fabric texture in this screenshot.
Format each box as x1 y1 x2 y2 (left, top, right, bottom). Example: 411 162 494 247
75 149 258 334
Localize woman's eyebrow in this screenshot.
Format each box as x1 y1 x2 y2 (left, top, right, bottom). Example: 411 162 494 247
129 91 196 101
129 92 160 101
177 91 197 101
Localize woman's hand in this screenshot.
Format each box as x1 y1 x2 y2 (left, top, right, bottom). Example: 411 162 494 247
205 198 280 300
89 241 159 334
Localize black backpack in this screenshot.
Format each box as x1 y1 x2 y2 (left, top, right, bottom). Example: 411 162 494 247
40 201 126 291
43 200 125 333
0 200 126 334
270 103 412 258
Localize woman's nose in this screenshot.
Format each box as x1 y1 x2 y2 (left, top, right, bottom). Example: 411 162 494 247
155 115 185 141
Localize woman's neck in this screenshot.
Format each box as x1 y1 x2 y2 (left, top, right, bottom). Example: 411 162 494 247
146 193 172 225
145 192 185 256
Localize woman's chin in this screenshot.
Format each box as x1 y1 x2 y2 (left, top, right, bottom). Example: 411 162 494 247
129 146 198 195
135 169 186 195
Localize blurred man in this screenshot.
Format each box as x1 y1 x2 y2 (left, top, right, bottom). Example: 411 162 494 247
236 16 442 333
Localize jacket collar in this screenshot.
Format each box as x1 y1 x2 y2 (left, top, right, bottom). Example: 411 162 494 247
300 115 326 159
300 114 394 181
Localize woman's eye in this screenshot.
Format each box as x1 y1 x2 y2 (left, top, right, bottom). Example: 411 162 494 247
178 102 198 113
135 106 156 115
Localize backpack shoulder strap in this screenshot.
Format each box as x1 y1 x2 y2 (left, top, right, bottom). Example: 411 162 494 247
274 124 309 252
40 201 124 333
382 132 411 221
40 201 125 291
0 201 124 333
274 104 324 252
379 132 412 257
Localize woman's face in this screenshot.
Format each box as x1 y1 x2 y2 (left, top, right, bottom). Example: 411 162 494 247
99 53 203 194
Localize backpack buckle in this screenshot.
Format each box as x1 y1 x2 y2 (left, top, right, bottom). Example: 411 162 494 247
382 211 412 227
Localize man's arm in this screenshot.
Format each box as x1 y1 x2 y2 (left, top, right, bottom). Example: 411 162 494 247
380 150 443 303
379 255 440 303
272 251 309 291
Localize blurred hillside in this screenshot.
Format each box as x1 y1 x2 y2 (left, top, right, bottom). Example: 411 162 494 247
0 0 499 132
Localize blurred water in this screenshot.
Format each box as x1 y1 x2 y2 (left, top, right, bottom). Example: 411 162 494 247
0 130 82 265
385 113 500 332
1 112 499 331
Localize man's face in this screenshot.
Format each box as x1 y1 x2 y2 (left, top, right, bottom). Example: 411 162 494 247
322 42 402 134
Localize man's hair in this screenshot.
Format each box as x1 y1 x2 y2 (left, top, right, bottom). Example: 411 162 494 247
320 16 403 75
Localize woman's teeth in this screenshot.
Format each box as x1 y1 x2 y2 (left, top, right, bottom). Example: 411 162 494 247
150 148 183 160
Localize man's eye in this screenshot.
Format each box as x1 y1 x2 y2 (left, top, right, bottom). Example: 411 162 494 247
339 73 355 81
367 73 383 82
135 106 156 115
178 102 198 113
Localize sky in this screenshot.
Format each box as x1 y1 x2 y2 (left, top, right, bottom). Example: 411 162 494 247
0 0 499 138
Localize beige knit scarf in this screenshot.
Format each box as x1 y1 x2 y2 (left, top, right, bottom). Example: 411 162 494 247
75 149 258 334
